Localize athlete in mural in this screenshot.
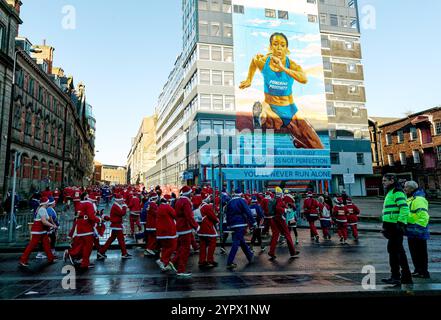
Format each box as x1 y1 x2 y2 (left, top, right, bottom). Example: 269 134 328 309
239 32 324 149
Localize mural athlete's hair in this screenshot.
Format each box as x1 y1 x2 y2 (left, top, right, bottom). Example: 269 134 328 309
270 32 289 47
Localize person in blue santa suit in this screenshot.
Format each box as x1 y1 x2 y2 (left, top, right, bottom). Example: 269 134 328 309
225 189 256 270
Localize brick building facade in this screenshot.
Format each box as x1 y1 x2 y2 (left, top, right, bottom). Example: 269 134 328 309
369 107 441 198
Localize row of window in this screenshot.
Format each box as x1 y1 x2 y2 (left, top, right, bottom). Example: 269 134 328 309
319 13 358 29
0 23 5 53
327 103 365 117
387 147 441 166
321 35 358 50
199 44 233 62
184 94 236 119
17 70 64 119
325 80 362 95
323 57 359 72
198 0 232 13
199 119 236 136
184 69 235 98
331 152 365 165
386 128 418 145
199 21 233 38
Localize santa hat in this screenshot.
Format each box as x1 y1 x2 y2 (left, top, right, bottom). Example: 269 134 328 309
88 194 97 202
346 198 353 204
336 197 343 204
40 197 49 206
180 186 192 196
149 192 158 201
251 196 258 203
114 194 124 202
306 191 313 197
234 188 243 196
163 194 171 201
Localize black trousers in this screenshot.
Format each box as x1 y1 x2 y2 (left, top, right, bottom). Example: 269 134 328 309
408 238 429 275
250 228 262 247
383 222 411 281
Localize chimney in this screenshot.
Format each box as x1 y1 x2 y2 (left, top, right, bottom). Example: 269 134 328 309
32 44 55 75
5 0 22 15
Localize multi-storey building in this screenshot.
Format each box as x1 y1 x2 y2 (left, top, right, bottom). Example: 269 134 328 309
100 164 127 186
4 36 95 197
368 107 441 199
318 0 372 195
0 0 21 201
147 0 371 195
127 116 157 185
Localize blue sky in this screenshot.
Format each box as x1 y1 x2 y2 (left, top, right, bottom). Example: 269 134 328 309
19 1 441 165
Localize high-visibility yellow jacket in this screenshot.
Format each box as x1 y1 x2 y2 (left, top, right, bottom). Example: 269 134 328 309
407 196 429 228
382 188 409 224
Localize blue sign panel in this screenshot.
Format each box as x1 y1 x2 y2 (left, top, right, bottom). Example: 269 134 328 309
207 168 332 181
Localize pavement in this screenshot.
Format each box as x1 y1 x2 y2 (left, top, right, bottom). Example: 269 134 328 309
1 229 441 300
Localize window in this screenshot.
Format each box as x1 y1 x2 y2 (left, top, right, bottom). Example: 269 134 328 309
410 127 418 140
211 0 221 11
413 150 421 164
323 57 331 70
340 16 349 28
233 4 244 14
388 154 394 166
211 22 221 37
325 80 333 93
213 121 223 135
224 71 234 86
13 107 22 130
213 95 223 110
330 14 338 26
0 24 5 52
198 0 208 10
265 9 276 18
200 94 211 110
345 41 354 50
348 85 359 94
308 15 318 23
331 153 340 165
35 117 42 140
397 130 404 143
351 106 360 117
224 47 233 62
386 133 392 145
223 24 233 38
347 63 357 73
28 78 35 95
400 152 407 165
199 21 209 36
435 121 441 135
212 70 222 85
57 128 62 149
321 36 330 49
278 10 288 20
357 153 365 165
327 103 336 116
211 46 222 61
319 14 327 25
199 45 210 60
25 112 32 135
200 120 212 135
199 69 210 85
225 95 235 110
51 127 56 146
225 121 236 135
222 0 232 13
437 146 441 161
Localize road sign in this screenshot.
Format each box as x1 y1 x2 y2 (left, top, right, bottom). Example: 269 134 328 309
343 173 355 184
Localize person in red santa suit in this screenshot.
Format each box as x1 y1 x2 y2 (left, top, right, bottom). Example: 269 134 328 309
64 193 103 270
303 191 320 243
155 197 178 273
97 194 132 260
171 186 199 278
268 187 300 261
19 197 57 267
198 195 219 268
144 192 159 256
192 187 203 210
317 196 332 240
53 188 60 205
128 192 142 238
332 197 349 245
73 187 81 215
346 198 360 241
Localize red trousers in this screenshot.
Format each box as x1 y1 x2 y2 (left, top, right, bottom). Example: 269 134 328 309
145 231 157 251
130 214 141 235
158 238 177 265
349 224 358 239
68 235 94 268
172 233 192 273
20 234 54 264
199 236 217 264
191 233 199 250
337 222 348 240
269 217 296 256
100 230 127 255
308 219 319 237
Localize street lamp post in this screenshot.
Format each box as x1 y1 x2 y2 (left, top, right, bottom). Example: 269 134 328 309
9 151 22 242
